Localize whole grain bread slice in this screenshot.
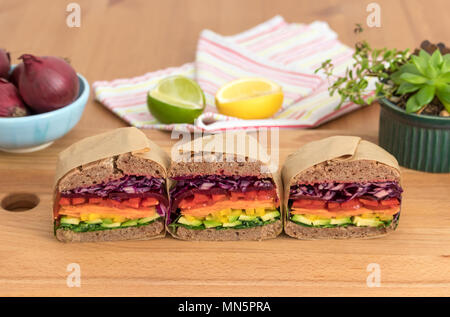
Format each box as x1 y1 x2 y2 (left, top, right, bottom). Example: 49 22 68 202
170 132 276 178
169 152 271 178
284 217 398 240
292 159 401 184
58 152 167 192
55 218 165 243
169 220 282 241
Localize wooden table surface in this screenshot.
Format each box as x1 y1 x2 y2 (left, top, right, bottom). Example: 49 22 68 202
1 0 449 297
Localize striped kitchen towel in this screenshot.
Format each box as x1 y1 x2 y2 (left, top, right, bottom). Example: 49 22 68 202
93 16 363 132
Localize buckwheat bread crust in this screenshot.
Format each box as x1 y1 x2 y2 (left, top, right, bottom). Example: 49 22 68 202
55 218 165 243
58 152 167 192
170 220 282 241
169 152 271 178
284 217 398 240
292 159 400 184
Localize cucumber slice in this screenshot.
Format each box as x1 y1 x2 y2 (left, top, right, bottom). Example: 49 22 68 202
60 217 80 225
222 221 242 228
178 216 202 227
101 222 121 228
203 220 222 228
312 218 331 226
260 211 280 222
330 217 351 225
291 214 313 225
138 214 160 224
239 214 258 221
102 218 113 224
85 219 102 225
121 220 138 227
228 215 239 222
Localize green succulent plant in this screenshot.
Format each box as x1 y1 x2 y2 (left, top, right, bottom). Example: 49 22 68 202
392 49 450 113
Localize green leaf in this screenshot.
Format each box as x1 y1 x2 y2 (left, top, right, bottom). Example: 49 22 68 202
436 85 450 112
415 85 436 106
411 54 428 75
425 63 438 78
400 72 428 84
442 100 450 113
366 96 375 104
419 49 431 63
437 72 450 84
436 84 450 103
397 82 421 95
431 49 444 68
391 64 422 84
405 94 424 113
443 54 450 72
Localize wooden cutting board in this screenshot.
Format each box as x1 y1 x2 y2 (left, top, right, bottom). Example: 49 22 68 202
1 126 449 297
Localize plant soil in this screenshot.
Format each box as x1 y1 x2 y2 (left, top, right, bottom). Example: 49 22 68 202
394 94 444 116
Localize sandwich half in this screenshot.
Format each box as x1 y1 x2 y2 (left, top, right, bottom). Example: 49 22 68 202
53 128 170 242
282 136 403 240
167 133 283 241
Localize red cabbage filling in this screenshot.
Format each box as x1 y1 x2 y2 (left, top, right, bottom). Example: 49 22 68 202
60 175 168 215
289 181 402 203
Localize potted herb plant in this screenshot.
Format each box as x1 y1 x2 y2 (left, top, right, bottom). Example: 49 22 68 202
317 27 450 173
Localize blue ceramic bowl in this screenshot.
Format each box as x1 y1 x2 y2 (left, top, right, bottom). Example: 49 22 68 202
0 72 89 153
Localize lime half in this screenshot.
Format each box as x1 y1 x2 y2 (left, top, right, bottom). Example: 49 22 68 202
147 76 205 124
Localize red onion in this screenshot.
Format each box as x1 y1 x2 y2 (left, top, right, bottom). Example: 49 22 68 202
9 62 24 87
0 49 10 79
0 79 28 117
18 54 79 113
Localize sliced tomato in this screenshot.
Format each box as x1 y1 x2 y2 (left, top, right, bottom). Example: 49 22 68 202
340 199 361 210
59 197 71 206
327 202 340 211
257 190 275 200
292 199 313 208
212 194 227 202
179 197 195 209
141 197 159 207
230 192 246 201
88 197 103 204
122 198 141 209
72 197 86 205
193 193 210 204
380 198 400 206
309 200 327 209
359 198 379 207
245 191 257 200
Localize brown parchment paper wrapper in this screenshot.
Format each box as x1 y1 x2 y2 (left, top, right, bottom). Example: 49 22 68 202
169 132 283 240
53 127 170 241
281 136 401 222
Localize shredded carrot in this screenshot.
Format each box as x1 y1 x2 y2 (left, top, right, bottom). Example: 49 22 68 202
290 206 400 217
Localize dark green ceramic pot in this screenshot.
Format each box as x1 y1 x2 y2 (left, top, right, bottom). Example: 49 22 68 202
378 98 450 173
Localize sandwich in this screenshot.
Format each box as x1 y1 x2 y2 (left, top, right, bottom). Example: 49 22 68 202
53 127 170 242
167 133 282 241
282 136 403 239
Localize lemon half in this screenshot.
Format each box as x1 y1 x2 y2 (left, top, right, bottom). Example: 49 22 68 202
215 78 283 119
